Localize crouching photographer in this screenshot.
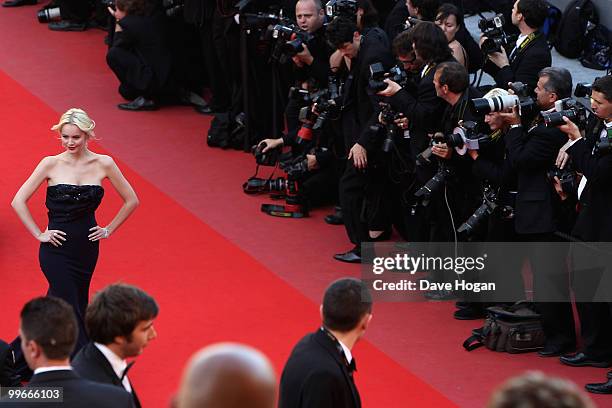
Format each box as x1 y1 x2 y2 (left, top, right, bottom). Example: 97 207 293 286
495 67 577 357
555 75 612 391
253 79 345 215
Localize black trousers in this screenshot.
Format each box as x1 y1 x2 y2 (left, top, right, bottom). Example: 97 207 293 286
518 232 576 349
339 161 389 249
106 46 156 100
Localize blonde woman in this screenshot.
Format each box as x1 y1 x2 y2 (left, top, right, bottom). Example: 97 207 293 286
11 108 139 351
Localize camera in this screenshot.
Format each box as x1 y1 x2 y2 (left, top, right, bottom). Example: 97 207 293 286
574 82 593 98
325 0 357 18
547 165 578 195
595 128 612 155
471 84 536 117
162 0 184 17
458 187 514 235
243 176 288 195
370 103 404 153
479 14 513 54
295 76 342 143
542 98 588 128
37 7 61 23
414 165 453 202
280 156 310 180
252 142 280 166
368 63 408 93
269 22 316 63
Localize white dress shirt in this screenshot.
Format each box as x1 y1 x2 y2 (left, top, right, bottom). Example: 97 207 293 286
94 343 132 392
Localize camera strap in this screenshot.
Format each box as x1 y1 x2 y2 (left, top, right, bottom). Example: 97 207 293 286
510 31 540 63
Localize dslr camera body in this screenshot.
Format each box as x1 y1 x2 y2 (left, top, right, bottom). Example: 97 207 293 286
325 0 357 19
479 14 513 54
368 62 408 93
542 98 588 129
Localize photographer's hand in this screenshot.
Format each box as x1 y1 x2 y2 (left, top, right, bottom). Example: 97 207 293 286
377 79 401 97
394 115 409 129
306 154 319 171
259 138 283 152
553 176 569 201
432 142 452 159
556 150 569 169
295 43 314 66
291 56 305 67
348 143 368 169
467 149 479 160
499 105 521 126
558 116 582 141
488 47 509 68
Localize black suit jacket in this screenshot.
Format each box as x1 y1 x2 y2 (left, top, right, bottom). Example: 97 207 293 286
72 343 141 408
504 121 567 234
0 369 133 408
278 329 360 408
341 27 393 150
484 32 551 92
567 117 612 241
112 12 174 93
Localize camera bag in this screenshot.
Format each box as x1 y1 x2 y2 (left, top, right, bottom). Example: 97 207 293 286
463 302 545 353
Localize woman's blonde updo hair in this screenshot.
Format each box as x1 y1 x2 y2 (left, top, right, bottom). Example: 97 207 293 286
51 108 96 139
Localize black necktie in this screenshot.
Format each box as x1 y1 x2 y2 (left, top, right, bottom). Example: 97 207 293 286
120 361 135 383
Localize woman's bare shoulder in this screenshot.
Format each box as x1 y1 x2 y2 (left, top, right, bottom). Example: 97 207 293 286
90 152 115 167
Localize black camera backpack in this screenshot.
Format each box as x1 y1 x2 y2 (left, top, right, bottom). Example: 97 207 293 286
554 0 599 58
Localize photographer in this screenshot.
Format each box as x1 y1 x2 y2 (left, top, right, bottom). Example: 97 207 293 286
481 0 551 92
556 75 612 392
285 0 332 143
499 67 576 357
326 15 394 263
106 0 179 111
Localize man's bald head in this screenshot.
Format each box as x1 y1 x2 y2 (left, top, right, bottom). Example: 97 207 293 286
177 343 276 408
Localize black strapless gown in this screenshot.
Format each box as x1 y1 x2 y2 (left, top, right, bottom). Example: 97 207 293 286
40 184 104 351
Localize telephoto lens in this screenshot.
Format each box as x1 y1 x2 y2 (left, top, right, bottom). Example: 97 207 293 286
37 7 61 24
471 95 519 114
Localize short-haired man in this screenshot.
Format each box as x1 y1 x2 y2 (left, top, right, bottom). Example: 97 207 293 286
0 297 133 408
175 343 276 408
500 67 576 356
482 0 551 92
556 75 612 392
279 278 372 408
72 284 159 408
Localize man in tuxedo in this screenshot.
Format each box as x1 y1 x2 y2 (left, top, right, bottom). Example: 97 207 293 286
72 284 159 408
556 75 612 392
499 67 576 356
175 343 276 408
278 278 372 408
482 0 551 92
0 297 133 408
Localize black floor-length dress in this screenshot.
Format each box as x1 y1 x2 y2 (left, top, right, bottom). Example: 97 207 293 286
40 183 105 350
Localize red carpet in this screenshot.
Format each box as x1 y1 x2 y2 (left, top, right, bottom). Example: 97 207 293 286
0 5 609 407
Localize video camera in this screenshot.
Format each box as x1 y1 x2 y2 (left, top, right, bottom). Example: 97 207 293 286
542 98 588 129
325 0 357 19
368 62 408 93
479 14 513 54
471 82 536 117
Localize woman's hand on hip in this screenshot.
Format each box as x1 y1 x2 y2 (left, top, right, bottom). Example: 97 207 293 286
39 229 66 247
88 226 110 241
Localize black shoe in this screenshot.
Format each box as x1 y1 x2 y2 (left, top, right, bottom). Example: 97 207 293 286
455 301 470 309
2 0 36 7
424 289 455 301
585 379 612 394
118 96 158 111
560 353 612 368
48 20 88 31
453 306 486 320
325 212 343 225
369 230 391 242
194 105 212 114
538 344 575 358
333 248 361 263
